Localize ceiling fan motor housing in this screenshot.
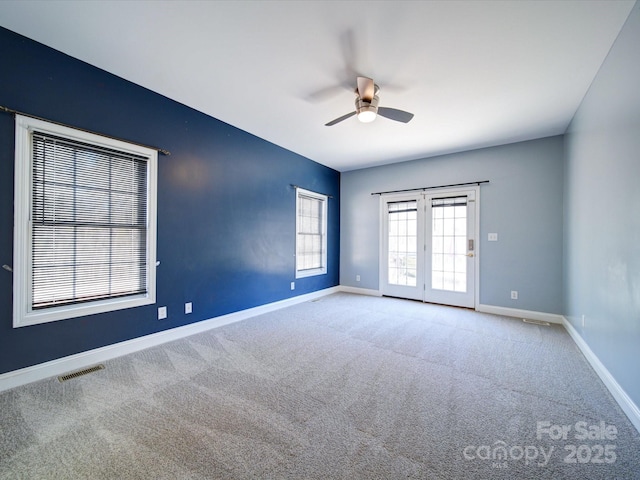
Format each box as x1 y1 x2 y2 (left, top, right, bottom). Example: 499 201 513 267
355 95 379 121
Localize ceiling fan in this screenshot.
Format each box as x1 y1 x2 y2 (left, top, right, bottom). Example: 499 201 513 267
325 76 414 126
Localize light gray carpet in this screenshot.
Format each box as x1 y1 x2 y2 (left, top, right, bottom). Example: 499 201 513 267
1 293 639 479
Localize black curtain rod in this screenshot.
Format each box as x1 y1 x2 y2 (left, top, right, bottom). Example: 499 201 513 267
371 180 490 196
0 105 171 156
290 184 334 199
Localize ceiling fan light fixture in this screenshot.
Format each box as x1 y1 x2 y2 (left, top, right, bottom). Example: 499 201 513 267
355 95 379 123
357 108 377 123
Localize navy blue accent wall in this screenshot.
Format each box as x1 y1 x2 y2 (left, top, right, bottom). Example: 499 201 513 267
0 27 340 374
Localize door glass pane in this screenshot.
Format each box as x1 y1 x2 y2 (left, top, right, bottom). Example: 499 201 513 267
388 201 417 286
431 198 467 292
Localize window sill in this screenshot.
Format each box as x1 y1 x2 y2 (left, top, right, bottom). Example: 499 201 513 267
14 294 155 328
295 268 327 279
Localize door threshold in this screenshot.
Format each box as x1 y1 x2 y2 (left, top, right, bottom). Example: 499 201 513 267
382 295 475 310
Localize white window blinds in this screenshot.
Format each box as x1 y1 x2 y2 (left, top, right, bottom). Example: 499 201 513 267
31 132 149 309
296 188 327 277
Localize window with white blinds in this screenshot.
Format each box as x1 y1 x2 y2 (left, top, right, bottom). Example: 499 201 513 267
295 188 327 278
13 115 157 327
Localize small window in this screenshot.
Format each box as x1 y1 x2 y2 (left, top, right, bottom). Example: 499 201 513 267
295 188 327 278
13 115 157 327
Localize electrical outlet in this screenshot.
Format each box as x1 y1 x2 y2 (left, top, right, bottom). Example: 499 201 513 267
511 290 518 300
290 281 295 290
185 302 192 314
158 306 167 320
356 275 361 282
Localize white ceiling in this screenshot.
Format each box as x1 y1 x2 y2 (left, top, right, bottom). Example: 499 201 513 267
0 0 635 172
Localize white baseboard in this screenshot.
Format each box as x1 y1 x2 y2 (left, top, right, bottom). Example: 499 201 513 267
476 304 564 324
338 285 382 297
562 317 640 434
0 286 340 393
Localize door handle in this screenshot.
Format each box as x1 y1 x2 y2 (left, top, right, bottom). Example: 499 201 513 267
466 253 474 257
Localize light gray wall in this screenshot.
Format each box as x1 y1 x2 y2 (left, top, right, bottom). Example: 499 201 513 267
341 136 564 313
564 2 640 407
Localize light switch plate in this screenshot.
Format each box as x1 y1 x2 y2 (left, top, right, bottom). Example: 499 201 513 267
488 233 498 241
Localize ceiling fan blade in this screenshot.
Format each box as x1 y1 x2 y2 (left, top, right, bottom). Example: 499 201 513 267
357 76 375 102
325 111 356 126
377 107 414 123
307 84 347 103
340 30 358 81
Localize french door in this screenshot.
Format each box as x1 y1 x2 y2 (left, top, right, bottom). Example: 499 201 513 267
380 188 477 308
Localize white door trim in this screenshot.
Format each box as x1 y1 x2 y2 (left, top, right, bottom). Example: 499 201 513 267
378 186 480 309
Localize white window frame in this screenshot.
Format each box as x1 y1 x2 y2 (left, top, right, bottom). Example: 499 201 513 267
295 187 328 278
13 115 157 328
